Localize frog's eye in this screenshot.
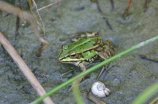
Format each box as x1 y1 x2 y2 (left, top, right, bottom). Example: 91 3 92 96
61 45 64 49
62 45 66 51
70 52 76 56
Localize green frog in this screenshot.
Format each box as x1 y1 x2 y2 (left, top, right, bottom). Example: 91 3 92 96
58 32 114 83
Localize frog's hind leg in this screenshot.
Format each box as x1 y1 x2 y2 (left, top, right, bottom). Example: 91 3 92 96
97 52 109 79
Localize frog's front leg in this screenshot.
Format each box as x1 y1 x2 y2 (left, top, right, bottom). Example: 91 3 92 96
76 63 86 83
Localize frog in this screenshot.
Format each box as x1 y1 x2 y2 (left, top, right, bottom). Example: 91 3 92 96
58 32 114 83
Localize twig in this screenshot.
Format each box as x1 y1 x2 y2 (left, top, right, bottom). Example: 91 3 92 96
103 17 113 31
94 0 103 13
38 0 62 11
0 31 54 104
123 0 132 18
92 0 113 31
109 0 114 10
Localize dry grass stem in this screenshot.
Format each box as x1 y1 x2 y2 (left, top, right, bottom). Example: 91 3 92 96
0 1 49 56
38 0 62 11
31 0 45 35
0 31 54 104
123 0 132 18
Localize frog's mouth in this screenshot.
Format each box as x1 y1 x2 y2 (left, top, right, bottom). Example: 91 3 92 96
59 57 84 63
59 57 85 65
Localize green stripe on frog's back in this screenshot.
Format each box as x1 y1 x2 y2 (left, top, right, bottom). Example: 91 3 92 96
59 37 102 58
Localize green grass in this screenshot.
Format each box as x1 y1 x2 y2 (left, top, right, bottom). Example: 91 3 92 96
132 82 158 104
72 81 85 104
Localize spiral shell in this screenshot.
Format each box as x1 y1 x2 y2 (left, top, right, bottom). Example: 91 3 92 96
91 81 111 98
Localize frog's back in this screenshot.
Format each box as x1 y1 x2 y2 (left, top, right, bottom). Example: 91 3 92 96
59 37 102 58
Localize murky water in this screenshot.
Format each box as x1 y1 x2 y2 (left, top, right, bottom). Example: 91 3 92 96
0 0 158 104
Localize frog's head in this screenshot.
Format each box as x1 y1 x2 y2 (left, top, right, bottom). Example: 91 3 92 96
58 44 84 66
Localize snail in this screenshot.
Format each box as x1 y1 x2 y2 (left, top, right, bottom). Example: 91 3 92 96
91 81 111 98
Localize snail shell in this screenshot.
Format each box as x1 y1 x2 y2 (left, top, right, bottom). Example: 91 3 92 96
91 81 111 98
